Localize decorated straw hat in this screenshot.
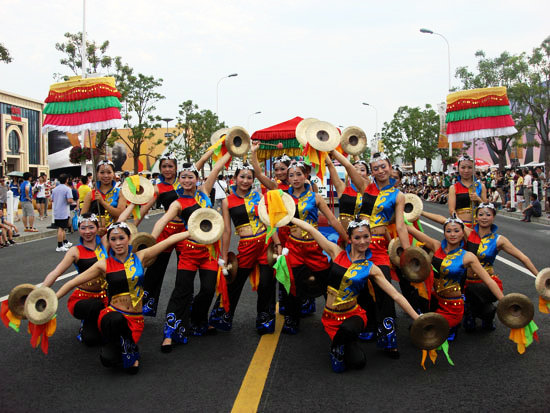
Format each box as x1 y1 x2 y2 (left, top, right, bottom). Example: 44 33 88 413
188 208 224 244
24 287 58 325
8 283 36 319
400 246 431 283
497 293 534 329
131 232 156 251
258 191 296 228
305 120 341 152
403 193 423 223
295 118 319 147
225 126 251 158
535 268 550 300
211 127 229 145
410 312 449 350
121 175 154 205
341 126 367 156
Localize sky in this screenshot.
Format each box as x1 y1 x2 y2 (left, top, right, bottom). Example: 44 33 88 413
2 0 549 142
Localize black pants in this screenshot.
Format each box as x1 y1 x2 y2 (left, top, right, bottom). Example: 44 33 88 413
99 311 138 368
371 265 398 349
142 251 176 315
356 282 377 332
283 264 329 325
395 267 430 314
165 268 217 329
72 298 104 346
524 208 541 221
332 316 366 369
222 264 276 317
464 283 498 322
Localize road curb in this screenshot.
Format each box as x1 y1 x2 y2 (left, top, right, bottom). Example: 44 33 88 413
497 209 550 225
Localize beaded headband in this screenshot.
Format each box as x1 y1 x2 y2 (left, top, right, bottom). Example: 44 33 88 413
370 152 389 163
444 214 464 226
97 159 115 167
274 154 291 163
234 161 254 171
160 153 177 161
78 214 99 225
289 160 306 169
353 160 368 167
180 164 198 174
347 219 370 229
458 154 472 162
476 202 496 213
107 222 129 232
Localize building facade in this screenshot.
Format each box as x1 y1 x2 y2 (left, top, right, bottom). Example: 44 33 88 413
0 89 48 177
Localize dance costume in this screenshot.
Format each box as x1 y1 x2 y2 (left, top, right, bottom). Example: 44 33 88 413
283 184 330 333
142 177 184 316
163 191 217 342
464 224 503 329
453 178 482 228
359 178 400 350
97 247 145 369
89 181 121 227
431 240 467 330
66 236 108 345
210 186 276 333
322 247 373 371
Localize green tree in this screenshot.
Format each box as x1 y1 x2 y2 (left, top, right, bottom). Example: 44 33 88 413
55 32 134 165
1 43 12 63
109 73 165 173
381 105 439 172
167 100 226 166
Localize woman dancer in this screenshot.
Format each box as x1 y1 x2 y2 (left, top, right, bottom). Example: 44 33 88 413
281 160 347 334
448 155 487 227
138 151 212 317
56 222 191 374
332 151 410 357
292 217 419 372
43 213 107 345
209 162 281 334
81 160 127 232
151 152 230 352
406 216 504 340
422 204 538 330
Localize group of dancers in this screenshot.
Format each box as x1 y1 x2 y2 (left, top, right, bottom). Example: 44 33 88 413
41 146 542 374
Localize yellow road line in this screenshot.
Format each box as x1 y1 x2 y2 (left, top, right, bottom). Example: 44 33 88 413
231 312 284 413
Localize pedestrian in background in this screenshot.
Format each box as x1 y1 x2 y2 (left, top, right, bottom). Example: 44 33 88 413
523 169 533 210
78 175 91 209
20 172 37 232
34 174 47 220
51 173 74 252
521 193 542 222
9 177 20 222
213 174 227 211
0 177 7 213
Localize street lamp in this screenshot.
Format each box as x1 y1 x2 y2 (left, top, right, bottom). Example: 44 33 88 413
162 117 174 138
216 73 238 116
362 102 378 149
419 28 451 92
420 27 452 156
247 111 261 130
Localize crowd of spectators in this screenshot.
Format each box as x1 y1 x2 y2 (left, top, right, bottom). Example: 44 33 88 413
394 166 549 220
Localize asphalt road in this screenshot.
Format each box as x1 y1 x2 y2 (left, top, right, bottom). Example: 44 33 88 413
0 204 549 413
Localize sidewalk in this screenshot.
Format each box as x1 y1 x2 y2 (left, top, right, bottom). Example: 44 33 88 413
497 208 550 225
8 209 165 244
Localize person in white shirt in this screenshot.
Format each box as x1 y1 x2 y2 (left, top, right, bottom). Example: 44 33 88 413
213 174 228 211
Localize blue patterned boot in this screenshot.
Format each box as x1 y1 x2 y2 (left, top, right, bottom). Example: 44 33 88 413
330 344 346 373
256 312 275 335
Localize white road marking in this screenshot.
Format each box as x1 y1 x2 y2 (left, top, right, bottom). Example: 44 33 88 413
420 220 536 279
0 271 78 302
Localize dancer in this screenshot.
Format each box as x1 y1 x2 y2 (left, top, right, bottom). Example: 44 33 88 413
448 154 487 227
56 222 191 374
209 162 281 334
332 150 410 357
138 151 212 317
292 217 419 372
151 151 230 352
81 160 128 232
281 160 347 334
406 215 504 340
422 204 538 331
